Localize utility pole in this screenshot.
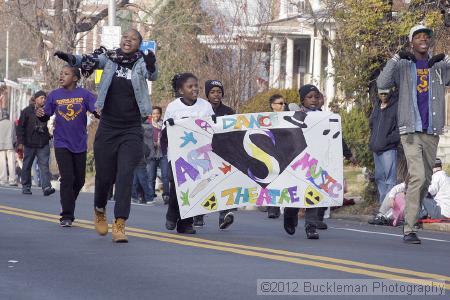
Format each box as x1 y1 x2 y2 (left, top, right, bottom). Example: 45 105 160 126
5 30 9 80
108 0 117 26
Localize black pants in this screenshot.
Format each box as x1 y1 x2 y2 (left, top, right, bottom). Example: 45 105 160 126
55 148 86 221
166 164 193 228
21 145 52 190
284 207 320 227
94 123 142 220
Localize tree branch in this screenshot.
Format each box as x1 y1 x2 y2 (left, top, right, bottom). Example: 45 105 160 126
75 0 130 33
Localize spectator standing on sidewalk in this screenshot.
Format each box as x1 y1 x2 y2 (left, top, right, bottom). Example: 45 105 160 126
146 106 170 204
16 91 55 196
0 111 17 186
369 89 400 203
377 24 450 244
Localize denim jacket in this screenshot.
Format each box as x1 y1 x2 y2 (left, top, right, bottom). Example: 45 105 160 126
72 54 157 117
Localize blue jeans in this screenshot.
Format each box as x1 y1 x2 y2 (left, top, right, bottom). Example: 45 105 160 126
131 164 153 202
419 196 444 219
374 149 397 203
147 156 169 198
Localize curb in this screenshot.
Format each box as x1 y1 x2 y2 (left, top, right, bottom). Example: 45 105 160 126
330 213 450 233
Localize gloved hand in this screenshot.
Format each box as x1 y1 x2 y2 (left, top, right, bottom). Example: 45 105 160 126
142 50 156 74
54 51 76 65
428 53 446 68
397 51 416 63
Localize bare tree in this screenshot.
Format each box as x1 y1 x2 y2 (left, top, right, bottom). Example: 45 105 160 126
1 0 130 88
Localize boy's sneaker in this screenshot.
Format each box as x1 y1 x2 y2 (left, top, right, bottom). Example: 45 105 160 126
305 224 319 240
316 221 328 230
22 189 32 195
60 219 72 227
219 212 234 230
403 233 421 244
193 215 205 227
131 197 140 204
43 187 55 196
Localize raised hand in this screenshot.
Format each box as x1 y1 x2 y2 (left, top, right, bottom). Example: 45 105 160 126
142 50 156 74
54 51 76 65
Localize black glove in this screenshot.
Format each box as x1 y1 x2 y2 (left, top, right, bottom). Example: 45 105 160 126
428 53 446 68
398 51 416 63
142 50 156 74
54 51 76 65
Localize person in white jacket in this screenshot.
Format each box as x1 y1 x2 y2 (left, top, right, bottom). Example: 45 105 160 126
0 111 17 185
419 158 450 219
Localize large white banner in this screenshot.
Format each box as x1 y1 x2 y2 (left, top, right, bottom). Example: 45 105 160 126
167 111 344 219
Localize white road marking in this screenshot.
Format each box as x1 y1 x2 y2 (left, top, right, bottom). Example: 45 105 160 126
331 227 450 243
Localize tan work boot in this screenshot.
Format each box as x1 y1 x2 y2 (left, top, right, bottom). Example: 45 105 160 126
94 207 108 236
112 218 128 243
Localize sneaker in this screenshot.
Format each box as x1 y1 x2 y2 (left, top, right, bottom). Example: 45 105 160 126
145 200 155 205
316 221 328 230
283 214 298 235
22 189 32 195
60 219 72 227
43 187 55 196
94 208 108 236
305 224 319 239
267 208 280 219
368 214 388 225
112 218 128 243
176 223 196 234
163 195 169 205
166 219 176 230
193 215 205 227
403 233 421 244
9 182 18 187
219 212 234 230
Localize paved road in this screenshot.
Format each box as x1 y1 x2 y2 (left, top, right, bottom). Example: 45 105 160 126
1 185 449 300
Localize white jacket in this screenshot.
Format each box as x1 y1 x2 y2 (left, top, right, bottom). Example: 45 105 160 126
0 118 16 150
428 170 450 218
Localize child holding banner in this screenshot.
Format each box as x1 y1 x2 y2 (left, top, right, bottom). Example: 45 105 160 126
36 66 97 227
284 85 323 239
193 80 236 229
163 73 215 234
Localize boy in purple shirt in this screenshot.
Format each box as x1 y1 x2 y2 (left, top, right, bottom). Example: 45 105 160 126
37 65 97 227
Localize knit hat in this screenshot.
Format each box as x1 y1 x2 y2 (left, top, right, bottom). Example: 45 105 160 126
435 158 442 168
205 80 224 97
299 84 320 103
409 24 433 42
33 90 47 99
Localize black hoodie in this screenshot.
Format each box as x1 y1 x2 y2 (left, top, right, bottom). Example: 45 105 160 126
369 96 400 154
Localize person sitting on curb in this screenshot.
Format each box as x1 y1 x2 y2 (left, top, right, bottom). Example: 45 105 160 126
368 182 406 226
418 158 450 219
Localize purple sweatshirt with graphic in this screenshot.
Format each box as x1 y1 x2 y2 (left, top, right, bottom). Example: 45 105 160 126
45 87 96 153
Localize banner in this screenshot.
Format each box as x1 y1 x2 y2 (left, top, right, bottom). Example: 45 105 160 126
167 111 344 219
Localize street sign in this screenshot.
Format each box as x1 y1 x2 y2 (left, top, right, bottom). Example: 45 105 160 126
140 40 156 55
101 26 121 49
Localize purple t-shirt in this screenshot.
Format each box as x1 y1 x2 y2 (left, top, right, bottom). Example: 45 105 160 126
45 87 96 153
416 60 429 130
